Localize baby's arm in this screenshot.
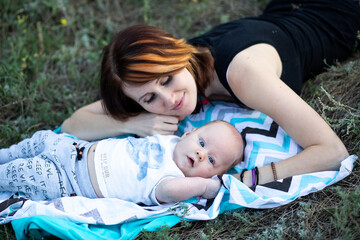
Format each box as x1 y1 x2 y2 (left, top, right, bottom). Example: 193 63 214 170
155 177 221 204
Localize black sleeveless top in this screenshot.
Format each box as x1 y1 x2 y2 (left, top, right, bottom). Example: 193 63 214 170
188 0 360 100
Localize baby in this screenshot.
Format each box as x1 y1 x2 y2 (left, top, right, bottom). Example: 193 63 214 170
0 120 243 205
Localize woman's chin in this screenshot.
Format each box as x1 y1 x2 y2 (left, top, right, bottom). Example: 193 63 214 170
178 110 192 120
172 103 196 120
178 115 186 121
182 103 197 118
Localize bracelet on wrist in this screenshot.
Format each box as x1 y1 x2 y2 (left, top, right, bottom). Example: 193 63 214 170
251 167 259 187
271 162 278 181
240 169 248 182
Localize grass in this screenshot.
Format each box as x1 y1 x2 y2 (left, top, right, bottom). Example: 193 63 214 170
1 0 359 239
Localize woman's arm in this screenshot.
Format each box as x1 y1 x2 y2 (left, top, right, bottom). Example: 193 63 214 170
155 177 221 203
61 100 179 141
227 44 349 186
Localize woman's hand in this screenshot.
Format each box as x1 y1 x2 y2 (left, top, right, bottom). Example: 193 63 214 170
127 112 179 137
61 100 179 140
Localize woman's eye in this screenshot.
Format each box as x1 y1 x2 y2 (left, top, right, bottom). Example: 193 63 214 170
199 139 205 147
208 156 214 164
162 76 172 86
144 94 156 104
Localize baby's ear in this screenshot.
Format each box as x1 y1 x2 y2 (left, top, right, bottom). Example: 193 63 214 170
182 128 197 138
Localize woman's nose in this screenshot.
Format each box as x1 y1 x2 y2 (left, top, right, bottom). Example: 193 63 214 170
161 90 176 107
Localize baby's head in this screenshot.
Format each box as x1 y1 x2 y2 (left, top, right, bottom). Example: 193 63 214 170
173 120 244 178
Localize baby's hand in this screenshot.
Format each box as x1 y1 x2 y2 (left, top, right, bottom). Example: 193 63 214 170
201 178 221 199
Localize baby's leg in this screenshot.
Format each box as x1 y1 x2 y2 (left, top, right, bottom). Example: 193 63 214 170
0 130 53 165
0 155 66 201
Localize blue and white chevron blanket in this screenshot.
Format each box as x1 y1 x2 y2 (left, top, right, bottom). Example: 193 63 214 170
0 101 357 239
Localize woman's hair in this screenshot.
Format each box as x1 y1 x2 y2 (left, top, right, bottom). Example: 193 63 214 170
100 24 214 119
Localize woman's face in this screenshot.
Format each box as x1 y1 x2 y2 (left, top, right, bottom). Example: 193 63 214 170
123 68 198 120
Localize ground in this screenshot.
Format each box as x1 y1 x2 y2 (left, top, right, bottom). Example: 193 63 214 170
1 0 359 239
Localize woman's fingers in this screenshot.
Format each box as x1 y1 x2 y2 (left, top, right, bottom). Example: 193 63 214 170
130 113 179 137
153 115 179 135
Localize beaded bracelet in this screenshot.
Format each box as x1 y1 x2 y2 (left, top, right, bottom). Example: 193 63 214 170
271 162 278 181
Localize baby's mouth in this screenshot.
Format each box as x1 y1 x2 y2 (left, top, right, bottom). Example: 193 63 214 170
187 156 194 167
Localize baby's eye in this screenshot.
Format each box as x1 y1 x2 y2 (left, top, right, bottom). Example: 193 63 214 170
199 139 205 147
208 156 214 164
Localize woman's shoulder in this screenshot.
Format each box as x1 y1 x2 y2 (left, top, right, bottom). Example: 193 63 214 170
228 43 282 79
225 43 284 108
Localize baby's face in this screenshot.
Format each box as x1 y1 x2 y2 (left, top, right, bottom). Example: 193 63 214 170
173 122 243 178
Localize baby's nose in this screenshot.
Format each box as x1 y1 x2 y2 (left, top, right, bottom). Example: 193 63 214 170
196 150 206 162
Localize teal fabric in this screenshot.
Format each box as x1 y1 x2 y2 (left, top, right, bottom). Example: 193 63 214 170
12 215 119 240
53 126 61 134
12 214 183 240
11 198 242 239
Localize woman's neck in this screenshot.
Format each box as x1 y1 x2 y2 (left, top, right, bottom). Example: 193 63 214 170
195 46 234 101
204 71 233 101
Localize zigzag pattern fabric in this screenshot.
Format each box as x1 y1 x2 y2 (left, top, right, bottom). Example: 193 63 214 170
177 101 303 173
0 102 357 239
174 101 356 218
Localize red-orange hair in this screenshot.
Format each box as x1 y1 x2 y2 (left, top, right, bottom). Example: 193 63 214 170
100 25 214 119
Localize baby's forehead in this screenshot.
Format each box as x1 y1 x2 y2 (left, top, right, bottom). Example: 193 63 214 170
201 122 236 134
201 122 242 144
200 121 226 130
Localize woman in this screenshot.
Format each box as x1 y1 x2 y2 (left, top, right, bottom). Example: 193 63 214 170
62 0 360 187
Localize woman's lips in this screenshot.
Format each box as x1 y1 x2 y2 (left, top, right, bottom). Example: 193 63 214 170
172 94 185 111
